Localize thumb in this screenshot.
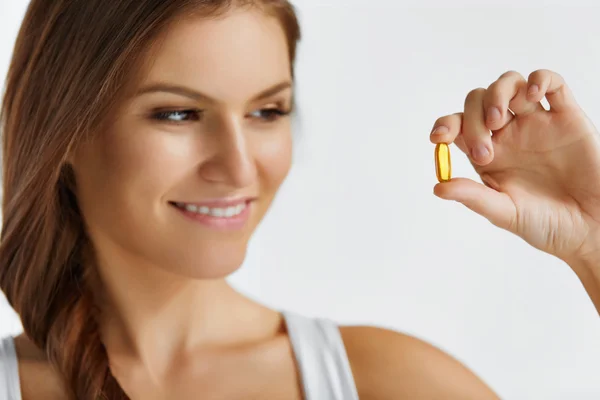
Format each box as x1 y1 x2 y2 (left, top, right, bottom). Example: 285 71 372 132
434 177 516 230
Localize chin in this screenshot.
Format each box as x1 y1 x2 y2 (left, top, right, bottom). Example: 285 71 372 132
165 244 249 280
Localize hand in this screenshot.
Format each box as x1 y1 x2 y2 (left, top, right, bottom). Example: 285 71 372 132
430 69 600 265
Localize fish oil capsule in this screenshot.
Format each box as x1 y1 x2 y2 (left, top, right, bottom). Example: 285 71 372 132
435 143 451 182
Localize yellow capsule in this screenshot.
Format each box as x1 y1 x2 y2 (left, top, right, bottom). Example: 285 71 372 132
435 143 451 183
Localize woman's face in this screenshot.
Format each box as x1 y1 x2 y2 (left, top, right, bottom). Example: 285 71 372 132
71 9 293 278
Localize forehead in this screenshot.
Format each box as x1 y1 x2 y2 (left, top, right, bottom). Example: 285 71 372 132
139 9 291 102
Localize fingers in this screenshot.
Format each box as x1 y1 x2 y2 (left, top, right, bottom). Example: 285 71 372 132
430 113 461 143
430 92 497 166
527 69 578 113
430 69 578 169
463 88 493 165
429 113 469 156
483 71 543 132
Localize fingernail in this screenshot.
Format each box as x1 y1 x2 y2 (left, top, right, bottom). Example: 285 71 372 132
431 126 449 135
528 84 539 96
487 107 501 123
471 144 490 161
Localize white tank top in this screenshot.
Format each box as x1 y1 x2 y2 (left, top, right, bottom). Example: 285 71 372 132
0 310 359 400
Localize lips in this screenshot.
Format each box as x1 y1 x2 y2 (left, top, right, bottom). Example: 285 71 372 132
171 201 247 218
169 197 254 209
170 197 253 230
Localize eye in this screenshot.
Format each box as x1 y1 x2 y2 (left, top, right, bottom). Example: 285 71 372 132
249 108 292 122
151 109 202 123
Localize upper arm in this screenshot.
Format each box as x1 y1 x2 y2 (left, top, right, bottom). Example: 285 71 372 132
339 326 500 400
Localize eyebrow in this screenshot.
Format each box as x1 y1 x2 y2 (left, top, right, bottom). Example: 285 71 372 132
135 80 293 104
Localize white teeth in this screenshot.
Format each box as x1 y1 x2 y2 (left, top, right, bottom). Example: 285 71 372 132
177 202 247 218
185 204 198 212
210 208 225 217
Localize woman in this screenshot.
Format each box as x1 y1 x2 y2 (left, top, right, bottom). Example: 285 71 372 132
0 0 598 399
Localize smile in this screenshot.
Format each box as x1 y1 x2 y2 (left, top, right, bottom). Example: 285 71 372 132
172 201 247 218
169 199 253 231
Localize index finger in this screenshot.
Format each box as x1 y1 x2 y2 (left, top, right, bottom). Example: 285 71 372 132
430 113 463 144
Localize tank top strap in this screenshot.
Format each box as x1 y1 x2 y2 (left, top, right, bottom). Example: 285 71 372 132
282 310 359 400
0 335 22 400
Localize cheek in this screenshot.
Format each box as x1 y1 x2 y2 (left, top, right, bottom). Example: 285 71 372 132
73 126 192 242
256 129 293 191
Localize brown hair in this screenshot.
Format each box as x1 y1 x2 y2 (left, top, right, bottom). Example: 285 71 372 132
0 0 301 398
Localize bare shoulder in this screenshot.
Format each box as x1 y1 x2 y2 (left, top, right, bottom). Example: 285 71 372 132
13 334 67 400
339 326 500 400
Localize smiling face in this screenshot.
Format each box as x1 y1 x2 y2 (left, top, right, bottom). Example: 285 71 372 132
71 8 294 278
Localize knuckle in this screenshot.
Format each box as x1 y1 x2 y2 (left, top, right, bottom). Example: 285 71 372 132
434 116 448 126
528 69 546 80
530 68 559 80
464 88 485 106
485 82 503 100
553 71 565 84
499 70 521 80
529 69 566 87
434 113 460 128
466 87 485 99
486 80 499 91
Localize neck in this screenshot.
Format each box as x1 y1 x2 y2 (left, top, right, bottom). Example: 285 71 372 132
90 246 278 377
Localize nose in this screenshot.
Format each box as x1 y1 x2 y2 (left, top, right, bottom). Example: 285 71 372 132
199 115 257 188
